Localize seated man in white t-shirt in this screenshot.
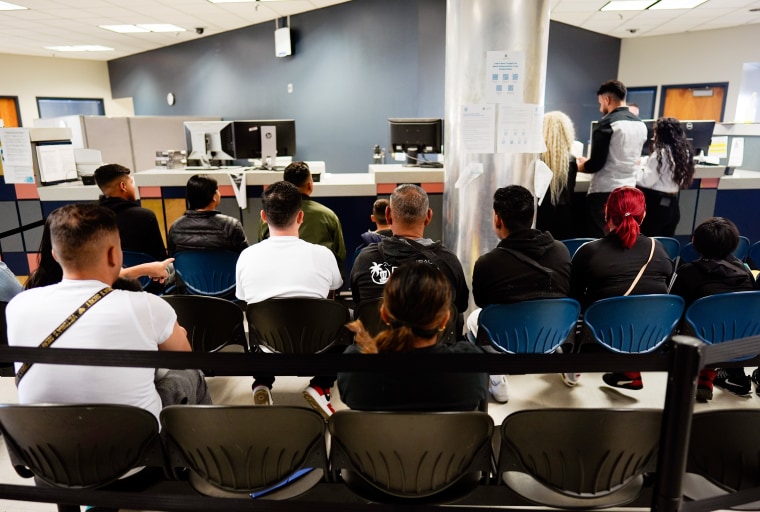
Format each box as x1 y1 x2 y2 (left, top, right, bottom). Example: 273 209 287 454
6 204 211 424
236 181 343 419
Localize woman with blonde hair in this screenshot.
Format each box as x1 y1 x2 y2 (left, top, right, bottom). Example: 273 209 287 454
337 262 488 411
537 111 578 240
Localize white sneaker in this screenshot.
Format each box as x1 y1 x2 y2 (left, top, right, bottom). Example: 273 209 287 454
489 375 509 403
252 385 273 405
561 373 581 387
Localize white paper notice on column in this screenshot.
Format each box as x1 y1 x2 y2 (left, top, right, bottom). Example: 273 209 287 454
485 51 525 104
496 104 546 154
0 128 35 184
461 104 496 154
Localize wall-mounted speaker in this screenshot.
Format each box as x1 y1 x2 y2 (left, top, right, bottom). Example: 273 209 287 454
275 27 292 58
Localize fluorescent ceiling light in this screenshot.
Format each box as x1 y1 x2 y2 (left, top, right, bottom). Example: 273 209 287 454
601 1 657 11
100 24 185 33
0 1 27 10
45 45 114 52
648 0 708 9
100 25 150 33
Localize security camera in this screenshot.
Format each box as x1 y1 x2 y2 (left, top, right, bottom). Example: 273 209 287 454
195 27 205 35
627 28 639 34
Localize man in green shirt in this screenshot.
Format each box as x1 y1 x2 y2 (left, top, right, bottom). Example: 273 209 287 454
258 161 346 271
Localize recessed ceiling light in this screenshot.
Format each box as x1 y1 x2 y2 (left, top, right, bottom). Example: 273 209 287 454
601 1 657 11
136 24 186 32
45 45 114 52
648 0 708 9
0 1 27 10
100 25 151 33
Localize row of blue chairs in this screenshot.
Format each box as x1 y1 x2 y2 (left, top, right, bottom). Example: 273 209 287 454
561 236 760 268
477 291 760 358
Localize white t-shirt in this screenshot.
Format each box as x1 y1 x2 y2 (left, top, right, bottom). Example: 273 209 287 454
236 236 343 304
7 279 176 421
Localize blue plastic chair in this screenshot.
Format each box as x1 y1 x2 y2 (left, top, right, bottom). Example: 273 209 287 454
680 236 750 265
653 237 680 264
583 294 685 354
749 241 760 270
173 250 238 298
121 250 156 290
561 238 596 258
684 291 760 361
477 298 581 354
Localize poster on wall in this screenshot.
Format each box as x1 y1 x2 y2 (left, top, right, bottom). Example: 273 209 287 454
461 104 496 153
485 51 525 104
0 128 35 183
496 104 546 154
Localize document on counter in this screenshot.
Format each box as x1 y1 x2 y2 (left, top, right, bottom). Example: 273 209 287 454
486 51 525 104
0 128 35 184
496 104 546 154
728 137 744 168
461 104 496 154
708 136 728 159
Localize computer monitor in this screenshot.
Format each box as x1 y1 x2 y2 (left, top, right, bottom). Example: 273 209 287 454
184 121 234 167
389 118 443 167
681 120 716 158
220 120 296 170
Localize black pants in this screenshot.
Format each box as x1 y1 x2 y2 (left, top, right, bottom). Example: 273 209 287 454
585 192 611 238
639 187 680 237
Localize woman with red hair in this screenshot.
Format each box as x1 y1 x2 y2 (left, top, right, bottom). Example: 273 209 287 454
570 186 673 389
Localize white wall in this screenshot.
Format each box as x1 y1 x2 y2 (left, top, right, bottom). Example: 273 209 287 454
0 53 133 127
618 24 760 122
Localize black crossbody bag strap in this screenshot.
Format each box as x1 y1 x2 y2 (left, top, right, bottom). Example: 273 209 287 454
15 287 114 386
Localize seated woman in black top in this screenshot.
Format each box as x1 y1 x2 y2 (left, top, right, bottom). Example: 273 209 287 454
337 262 488 411
570 186 673 390
671 217 756 401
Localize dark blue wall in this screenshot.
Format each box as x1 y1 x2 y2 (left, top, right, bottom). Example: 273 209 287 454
108 0 618 172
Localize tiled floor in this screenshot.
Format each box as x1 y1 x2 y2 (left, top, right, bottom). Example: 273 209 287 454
0 370 758 511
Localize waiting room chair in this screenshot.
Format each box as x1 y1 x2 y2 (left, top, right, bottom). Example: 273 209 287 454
653 236 680 264
162 295 247 354
476 298 580 354
683 409 760 509
684 290 760 361
121 250 156 290
329 410 493 503
354 297 459 342
583 294 685 354
161 405 327 499
0 404 164 491
172 250 238 298
748 241 760 270
561 238 596 258
246 298 351 354
680 236 750 266
498 408 661 509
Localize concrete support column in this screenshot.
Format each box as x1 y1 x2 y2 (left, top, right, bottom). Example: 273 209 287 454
443 0 550 311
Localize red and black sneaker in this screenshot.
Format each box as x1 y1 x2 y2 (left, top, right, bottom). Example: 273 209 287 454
602 371 643 390
696 368 715 402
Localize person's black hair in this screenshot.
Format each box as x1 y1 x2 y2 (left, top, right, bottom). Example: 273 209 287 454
24 217 61 289
652 117 695 189
596 80 627 101
186 174 218 210
692 217 739 260
283 161 311 188
93 163 130 189
372 198 390 225
262 181 302 228
493 185 535 232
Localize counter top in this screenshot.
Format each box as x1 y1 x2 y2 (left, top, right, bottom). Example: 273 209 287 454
369 164 445 183
717 169 760 190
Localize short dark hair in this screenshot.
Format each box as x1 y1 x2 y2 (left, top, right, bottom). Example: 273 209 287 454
186 174 218 210
692 217 739 260
93 163 130 190
597 80 627 101
283 161 311 188
493 185 535 232
372 198 389 224
390 184 429 225
48 204 118 270
262 181 302 228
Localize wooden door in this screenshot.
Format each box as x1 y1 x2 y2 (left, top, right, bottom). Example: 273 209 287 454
660 84 727 122
0 97 21 127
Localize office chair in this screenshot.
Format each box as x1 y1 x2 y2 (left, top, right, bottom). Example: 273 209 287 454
684 291 760 361
172 250 238 298
121 250 156 290
653 236 680 264
561 238 596 258
162 295 247 353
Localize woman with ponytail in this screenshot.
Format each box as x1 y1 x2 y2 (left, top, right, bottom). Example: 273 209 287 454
338 262 488 411
570 187 673 390
636 117 696 236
